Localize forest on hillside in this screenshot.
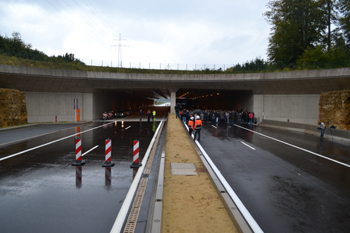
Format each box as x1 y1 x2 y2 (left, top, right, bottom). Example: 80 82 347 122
0 32 84 65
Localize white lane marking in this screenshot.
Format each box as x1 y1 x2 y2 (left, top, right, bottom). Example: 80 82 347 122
212 125 217 128
0 125 84 147
195 141 264 233
82 145 99 157
125 126 131 130
234 124 350 168
241 141 256 150
0 122 115 162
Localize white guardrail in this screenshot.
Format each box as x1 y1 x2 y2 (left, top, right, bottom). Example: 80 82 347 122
110 120 164 233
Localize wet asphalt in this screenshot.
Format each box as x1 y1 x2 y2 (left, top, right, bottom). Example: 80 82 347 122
0 120 160 233
1 118 350 233
199 121 350 233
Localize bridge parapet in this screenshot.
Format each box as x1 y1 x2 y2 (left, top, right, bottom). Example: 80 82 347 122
0 64 349 94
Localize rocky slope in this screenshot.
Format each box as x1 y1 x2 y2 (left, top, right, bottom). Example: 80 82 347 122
319 90 350 131
0 88 27 127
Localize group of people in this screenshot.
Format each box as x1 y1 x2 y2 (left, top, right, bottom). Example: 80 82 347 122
175 104 256 141
139 109 156 122
175 104 256 127
187 115 202 141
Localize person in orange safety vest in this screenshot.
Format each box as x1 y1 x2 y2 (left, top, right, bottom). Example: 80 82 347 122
194 115 202 141
188 116 194 136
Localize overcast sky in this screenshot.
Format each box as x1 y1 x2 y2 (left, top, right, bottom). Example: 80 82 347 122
0 0 271 69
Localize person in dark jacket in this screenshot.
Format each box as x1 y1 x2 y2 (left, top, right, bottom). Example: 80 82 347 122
241 111 246 126
181 109 187 124
147 109 151 122
175 103 180 119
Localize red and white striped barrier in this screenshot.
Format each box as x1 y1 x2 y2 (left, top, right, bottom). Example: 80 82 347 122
103 139 115 167
130 140 142 168
72 138 85 166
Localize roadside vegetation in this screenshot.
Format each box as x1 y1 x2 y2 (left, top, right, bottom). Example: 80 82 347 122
0 1 349 74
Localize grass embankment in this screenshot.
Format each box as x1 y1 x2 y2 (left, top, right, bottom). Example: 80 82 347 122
0 54 227 75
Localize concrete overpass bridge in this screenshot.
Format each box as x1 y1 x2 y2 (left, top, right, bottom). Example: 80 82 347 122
0 64 349 125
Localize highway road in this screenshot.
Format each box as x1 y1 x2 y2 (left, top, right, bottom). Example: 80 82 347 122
199 122 350 233
0 120 160 233
1 117 350 233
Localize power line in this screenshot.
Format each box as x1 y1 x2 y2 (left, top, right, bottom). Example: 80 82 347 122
71 0 115 39
46 0 109 46
82 0 118 38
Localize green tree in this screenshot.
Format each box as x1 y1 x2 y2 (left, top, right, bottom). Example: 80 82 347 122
338 0 350 45
264 0 325 66
319 0 339 51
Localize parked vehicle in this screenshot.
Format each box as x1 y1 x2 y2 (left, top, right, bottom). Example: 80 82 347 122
115 110 125 118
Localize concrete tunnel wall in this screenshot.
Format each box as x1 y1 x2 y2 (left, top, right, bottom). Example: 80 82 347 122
24 92 152 122
24 92 93 122
253 94 320 125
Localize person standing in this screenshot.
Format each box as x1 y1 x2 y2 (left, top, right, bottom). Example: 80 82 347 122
319 122 326 139
194 115 203 141
181 109 187 125
186 110 190 125
188 116 194 136
248 112 254 125
241 111 246 126
215 111 219 123
139 109 143 121
152 110 156 121
147 109 151 122
175 103 180 119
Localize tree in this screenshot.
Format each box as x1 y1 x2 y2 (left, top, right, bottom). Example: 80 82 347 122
338 0 350 45
319 0 339 51
264 0 326 66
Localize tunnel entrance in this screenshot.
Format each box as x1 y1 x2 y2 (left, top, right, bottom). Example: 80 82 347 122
92 88 254 119
93 88 170 119
176 89 253 111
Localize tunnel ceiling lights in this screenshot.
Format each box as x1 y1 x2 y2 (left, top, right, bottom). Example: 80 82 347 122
177 91 191 99
180 90 222 100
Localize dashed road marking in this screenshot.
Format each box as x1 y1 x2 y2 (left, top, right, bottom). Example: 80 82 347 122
240 141 256 150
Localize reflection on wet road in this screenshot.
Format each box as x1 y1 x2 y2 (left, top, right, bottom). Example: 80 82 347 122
200 122 350 233
0 121 159 233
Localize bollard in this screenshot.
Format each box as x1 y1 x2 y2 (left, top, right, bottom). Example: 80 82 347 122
130 140 142 168
102 139 115 167
72 138 85 166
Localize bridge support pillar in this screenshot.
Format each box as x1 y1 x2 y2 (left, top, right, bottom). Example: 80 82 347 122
170 90 177 114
